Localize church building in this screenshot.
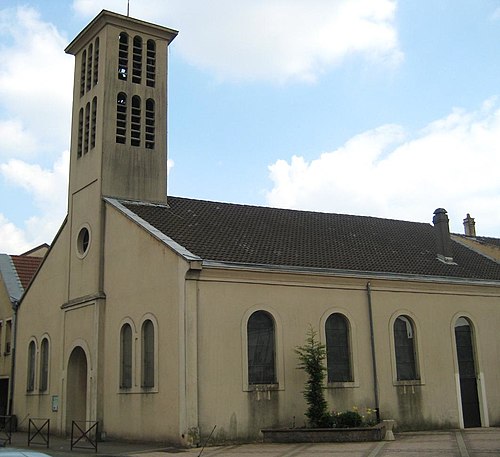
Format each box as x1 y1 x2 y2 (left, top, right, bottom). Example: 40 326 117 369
12 10 500 445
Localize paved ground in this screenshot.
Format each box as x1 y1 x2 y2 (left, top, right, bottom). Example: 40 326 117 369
3 428 500 457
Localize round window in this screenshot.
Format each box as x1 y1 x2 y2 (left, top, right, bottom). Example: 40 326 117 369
77 226 91 257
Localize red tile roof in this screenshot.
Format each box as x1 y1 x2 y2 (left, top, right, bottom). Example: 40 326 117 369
11 255 43 289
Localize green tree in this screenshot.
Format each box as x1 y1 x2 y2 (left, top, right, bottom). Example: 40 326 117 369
295 326 329 427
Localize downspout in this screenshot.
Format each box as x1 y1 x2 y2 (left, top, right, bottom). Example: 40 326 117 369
366 282 380 422
8 298 19 417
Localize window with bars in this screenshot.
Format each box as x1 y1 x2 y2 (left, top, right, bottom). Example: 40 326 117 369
132 35 142 84
394 316 419 381
145 98 155 149
146 40 156 87
84 102 90 154
131 96 141 147
118 32 129 80
326 313 352 382
120 324 133 388
93 37 99 86
80 50 86 97
116 92 127 144
91 97 97 149
141 320 155 388
247 311 276 385
77 108 83 157
39 338 49 392
27 341 36 392
86 43 93 92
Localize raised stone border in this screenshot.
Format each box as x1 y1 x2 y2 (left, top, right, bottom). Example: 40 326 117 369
262 423 386 443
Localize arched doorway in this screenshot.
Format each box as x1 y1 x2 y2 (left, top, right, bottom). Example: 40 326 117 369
66 346 88 432
454 317 481 427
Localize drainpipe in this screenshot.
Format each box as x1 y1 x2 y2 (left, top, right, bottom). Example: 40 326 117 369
366 282 380 423
8 298 19 417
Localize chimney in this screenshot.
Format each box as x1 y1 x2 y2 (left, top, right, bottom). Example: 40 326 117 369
463 213 476 237
433 208 455 264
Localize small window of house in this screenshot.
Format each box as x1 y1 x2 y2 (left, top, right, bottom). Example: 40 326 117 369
5 320 12 355
131 96 141 147
77 226 90 257
27 341 36 392
394 316 419 381
141 319 155 388
145 98 155 149
146 40 156 87
132 35 142 84
116 92 127 144
326 313 352 382
118 32 129 80
120 323 133 388
247 311 276 385
39 338 49 392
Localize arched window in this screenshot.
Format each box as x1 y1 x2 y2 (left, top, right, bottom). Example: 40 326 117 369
141 320 154 388
247 311 276 384
118 32 129 80
394 316 419 381
91 97 97 149
93 37 99 86
80 50 86 96
120 323 132 388
132 35 142 84
145 98 155 149
146 40 156 87
131 96 141 147
86 43 93 92
116 92 127 144
84 102 90 154
39 338 49 392
77 108 83 157
27 341 36 392
325 313 352 382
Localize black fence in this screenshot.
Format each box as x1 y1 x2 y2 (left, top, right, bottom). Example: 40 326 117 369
71 420 99 453
28 418 50 448
0 415 14 445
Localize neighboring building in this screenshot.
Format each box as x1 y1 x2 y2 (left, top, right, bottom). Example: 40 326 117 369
0 244 47 416
12 9 500 446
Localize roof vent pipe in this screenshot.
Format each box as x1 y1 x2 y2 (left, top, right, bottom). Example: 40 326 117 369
463 213 476 237
433 208 455 264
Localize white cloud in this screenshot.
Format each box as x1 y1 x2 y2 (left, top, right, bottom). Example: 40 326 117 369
72 0 402 83
0 119 37 158
266 100 500 236
0 6 73 157
0 151 69 253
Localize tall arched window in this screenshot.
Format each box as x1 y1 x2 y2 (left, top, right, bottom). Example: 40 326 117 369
93 37 99 86
77 108 84 157
247 311 276 384
146 40 156 87
118 32 129 80
80 50 86 97
145 98 155 149
86 43 93 92
39 338 49 392
326 313 352 382
394 315 419 381
132 35 142 84
84 102 90 154
27 341 36 392
116 92 127 144
141 320 154 388
131 96 141 147
120 323 132 388
91 97 97 149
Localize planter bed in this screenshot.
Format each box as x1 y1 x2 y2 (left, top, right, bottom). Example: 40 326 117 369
261 423 386 443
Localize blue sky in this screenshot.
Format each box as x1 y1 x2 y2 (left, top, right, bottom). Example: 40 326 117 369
1 0 499 253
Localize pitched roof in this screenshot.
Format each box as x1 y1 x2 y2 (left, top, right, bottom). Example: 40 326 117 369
120 197 500 281
10 255 43 290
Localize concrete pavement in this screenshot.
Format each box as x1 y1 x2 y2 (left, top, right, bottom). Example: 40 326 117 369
3 428 500 456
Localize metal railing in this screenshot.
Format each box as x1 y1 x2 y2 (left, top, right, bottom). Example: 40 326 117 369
70 420 99 453
0 415 13 445
28 418 50 448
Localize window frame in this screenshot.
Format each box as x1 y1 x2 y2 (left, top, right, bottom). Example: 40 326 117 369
39 336 50 393
325 313 353 383
119 322 133 389
27 339 37 393
140 315 158 391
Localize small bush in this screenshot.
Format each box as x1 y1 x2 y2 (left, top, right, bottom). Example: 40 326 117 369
332 410 363 428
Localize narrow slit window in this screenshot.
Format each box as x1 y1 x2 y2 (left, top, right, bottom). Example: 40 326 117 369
93 37 99 86
146 40 156 87
86 43 93 92
91 97 97 149
141 320 155 388
120 324 132 388
145 98 155 149
84 102 90 154
132 35 142 84
131 95 141 147
77 108 83 157
39 338 49 392
27 341 36 392
80 50 86 96
116 92 127 144
118 32 129 80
